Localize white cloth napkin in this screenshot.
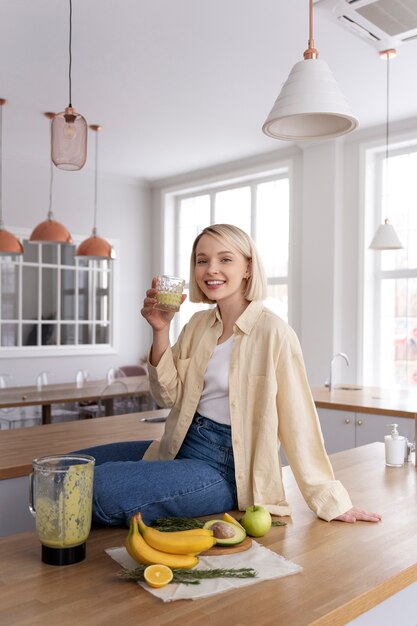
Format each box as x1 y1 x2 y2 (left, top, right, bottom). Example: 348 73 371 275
106 541 302 602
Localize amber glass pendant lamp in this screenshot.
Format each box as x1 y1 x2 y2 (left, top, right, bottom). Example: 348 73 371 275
51 0 87 170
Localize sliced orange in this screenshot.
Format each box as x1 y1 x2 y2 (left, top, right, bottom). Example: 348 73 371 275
144 564 174 588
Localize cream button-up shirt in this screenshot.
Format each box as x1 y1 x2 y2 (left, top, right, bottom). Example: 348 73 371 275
143 301 352 521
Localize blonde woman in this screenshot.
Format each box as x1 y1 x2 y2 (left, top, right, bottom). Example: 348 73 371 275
80 224 381 527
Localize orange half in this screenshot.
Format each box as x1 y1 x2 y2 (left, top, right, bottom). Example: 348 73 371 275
144 564 174 588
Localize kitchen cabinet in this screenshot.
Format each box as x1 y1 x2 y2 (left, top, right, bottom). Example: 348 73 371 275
318 408 415 455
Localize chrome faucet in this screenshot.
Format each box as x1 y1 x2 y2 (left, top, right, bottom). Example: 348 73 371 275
325 352 349 392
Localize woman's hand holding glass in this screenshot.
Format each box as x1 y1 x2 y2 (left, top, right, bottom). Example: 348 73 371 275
141 277 187 332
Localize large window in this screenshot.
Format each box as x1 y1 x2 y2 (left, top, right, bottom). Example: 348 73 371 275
165 169 291 334
0 237 115 355
363 142 417 388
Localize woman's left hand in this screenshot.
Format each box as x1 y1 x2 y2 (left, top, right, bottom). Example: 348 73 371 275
332 507 382 523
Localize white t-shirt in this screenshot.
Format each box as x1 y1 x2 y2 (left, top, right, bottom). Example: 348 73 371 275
196 335 233 425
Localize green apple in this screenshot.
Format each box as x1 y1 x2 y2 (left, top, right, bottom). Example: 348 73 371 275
240 505 272 537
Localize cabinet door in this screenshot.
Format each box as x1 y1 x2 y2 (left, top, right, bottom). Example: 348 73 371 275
355 413 415 448
317 408 355 454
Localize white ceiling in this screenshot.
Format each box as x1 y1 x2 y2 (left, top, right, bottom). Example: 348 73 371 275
1 0 417 181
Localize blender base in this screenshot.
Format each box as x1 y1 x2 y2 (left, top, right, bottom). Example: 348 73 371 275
41 542 86 566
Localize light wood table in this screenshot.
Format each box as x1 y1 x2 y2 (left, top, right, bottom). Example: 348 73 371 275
0 443 416 626
0 410 168 481
0 375 150 425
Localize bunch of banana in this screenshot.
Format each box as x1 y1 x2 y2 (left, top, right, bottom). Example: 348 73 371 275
125 512 217 569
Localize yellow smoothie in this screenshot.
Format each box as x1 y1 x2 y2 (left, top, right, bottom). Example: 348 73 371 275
35 463 93 548
156 291 182 310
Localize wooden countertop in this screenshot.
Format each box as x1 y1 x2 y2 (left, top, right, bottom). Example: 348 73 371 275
0 410 168 480
0 443 416 626
312 386 417 419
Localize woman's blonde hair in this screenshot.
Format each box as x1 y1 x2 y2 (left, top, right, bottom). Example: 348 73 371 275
188 224 267 303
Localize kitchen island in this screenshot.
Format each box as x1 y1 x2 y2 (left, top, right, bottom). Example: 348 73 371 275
311 386 416 455
0 443 416 626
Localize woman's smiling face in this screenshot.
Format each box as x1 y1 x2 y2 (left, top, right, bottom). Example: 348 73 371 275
194 233 251 305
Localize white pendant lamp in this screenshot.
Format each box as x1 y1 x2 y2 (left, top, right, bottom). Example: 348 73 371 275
262 0 358 141
369 49 403 251
0 99 23 257
369 219 403 250
76 125 115 260
51 0 87 171
30 113 73 244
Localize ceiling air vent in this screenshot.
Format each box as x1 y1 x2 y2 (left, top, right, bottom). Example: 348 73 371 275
326 0 417 50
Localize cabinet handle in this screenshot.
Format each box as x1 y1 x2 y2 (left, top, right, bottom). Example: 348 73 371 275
356 419 363 426
344 418 351 424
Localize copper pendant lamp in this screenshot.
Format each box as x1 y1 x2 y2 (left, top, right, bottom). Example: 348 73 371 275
369 49 403 251
51 0 87 171
262 0 358 141
76 125 115 260
0 99 23 257
29 113 73 245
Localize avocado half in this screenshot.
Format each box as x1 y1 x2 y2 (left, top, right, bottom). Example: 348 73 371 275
203 519 246 546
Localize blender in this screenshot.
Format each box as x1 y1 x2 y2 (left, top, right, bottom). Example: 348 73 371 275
29 454 95 565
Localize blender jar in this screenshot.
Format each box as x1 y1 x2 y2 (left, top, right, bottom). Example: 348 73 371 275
29 454 95 565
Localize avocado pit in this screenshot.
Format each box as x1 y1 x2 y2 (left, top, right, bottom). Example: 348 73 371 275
203 519 246 546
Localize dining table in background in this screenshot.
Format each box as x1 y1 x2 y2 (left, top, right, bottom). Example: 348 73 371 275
0 375 151 425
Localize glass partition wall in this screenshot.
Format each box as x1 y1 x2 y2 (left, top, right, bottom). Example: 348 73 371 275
0 240 113 350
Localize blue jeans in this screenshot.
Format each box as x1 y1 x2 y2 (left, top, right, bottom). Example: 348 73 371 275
73 414 237 527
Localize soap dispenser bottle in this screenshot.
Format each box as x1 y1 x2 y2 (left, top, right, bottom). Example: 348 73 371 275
384 423 406 467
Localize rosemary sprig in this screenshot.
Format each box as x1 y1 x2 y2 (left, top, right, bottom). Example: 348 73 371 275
152 517 206 531
151 515 287 532
120 564 257 585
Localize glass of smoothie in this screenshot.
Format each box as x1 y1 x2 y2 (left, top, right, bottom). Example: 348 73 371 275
154 275 185 312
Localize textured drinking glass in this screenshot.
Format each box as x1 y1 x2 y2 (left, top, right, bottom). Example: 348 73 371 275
155 275 185 312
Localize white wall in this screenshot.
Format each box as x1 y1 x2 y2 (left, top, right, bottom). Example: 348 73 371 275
1 153 153 385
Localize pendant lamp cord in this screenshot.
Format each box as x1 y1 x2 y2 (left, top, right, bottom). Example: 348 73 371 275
385 55 390 164
385 55 390 217
48 119 54 218
93 129 99 233
0 104 3 228
68 0 73 107
304 0 318 60
308 0 314 51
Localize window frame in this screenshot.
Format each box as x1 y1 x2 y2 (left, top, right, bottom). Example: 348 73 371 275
0 228 119 358
362 137 417 388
